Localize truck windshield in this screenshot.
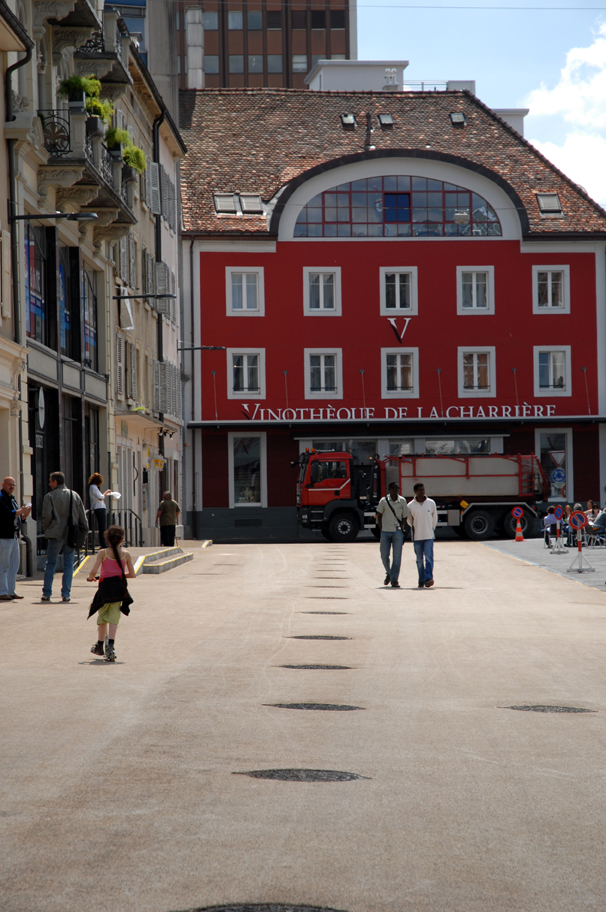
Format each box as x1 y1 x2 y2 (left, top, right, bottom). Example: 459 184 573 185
310 461 348 484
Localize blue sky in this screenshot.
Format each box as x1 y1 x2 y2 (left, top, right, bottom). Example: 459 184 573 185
358 1 606 204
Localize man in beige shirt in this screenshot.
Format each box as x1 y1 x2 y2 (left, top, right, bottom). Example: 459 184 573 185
156 491 180 547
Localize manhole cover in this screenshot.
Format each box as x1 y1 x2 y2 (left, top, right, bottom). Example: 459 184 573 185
266 703 363 711
290 635 350 640
304 596 350 600
279 664 352 669
505 705 596 713
301 611 349 615
233 770 368 782
172 905 351 912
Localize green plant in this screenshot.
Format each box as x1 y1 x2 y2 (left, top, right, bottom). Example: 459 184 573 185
122 144 147 174
58 74 102 100
104 126 131 150
85 96 114 124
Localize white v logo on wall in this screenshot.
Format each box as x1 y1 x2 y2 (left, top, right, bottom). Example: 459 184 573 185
387 317 411 343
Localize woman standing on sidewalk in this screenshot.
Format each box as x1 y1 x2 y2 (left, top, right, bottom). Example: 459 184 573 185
88 473 111 549
87 525 135 662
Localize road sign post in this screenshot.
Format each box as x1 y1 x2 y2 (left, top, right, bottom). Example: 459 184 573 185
567 512 594 573
551 505 566 554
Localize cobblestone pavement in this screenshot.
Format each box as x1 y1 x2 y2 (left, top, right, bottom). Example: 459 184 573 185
2 540 606 912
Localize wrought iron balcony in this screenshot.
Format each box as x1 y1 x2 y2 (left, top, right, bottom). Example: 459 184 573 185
100 144 114 185
39 110 71 158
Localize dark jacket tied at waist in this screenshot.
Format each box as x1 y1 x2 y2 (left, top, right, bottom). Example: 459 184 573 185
88 576 133 619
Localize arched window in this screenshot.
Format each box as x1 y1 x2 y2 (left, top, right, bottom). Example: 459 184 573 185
294 175 502 238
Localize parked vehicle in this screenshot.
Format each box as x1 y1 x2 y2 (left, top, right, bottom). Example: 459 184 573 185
296 450 549 542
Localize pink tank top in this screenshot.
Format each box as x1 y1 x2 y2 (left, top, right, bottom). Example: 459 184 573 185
99 554 126 580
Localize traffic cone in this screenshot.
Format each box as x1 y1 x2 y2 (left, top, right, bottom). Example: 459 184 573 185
515 519 524 542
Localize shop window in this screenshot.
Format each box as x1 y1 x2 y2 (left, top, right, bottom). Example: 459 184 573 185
304 348 343 399
82 268 98 372
226 267 264 314
534 346 571 396
229 432 267 506
381 348 419 398
303 267 342 315
458 347 496 397
294 176 502 238
380 267 418 314
25 224 53 347
227 348 266 398
532 265 570 313
536 429 572 501
59 246 80 361
457 266 495 314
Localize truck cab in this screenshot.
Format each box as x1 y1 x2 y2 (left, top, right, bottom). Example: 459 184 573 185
296 450 375 541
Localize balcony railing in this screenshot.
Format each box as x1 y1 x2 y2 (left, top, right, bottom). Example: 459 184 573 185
100 143 114 185
38 110 71 157
80 29 105 52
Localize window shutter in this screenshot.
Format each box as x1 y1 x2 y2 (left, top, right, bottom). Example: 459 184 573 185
176 365 182 418
116 332 124 396
153 359 160 411
170 270 176 322
155 262 170 314
129 235 136 289
1 230 11 318
160 166 168 220
119 237 128 281
159 361 169 413
131 342 137 401
148 162 161 215
127 124 134 144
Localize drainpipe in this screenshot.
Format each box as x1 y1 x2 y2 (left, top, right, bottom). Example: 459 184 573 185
152 110 166 496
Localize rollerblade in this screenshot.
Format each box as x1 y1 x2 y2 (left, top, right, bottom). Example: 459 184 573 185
104 635 116 662
90 642 104 656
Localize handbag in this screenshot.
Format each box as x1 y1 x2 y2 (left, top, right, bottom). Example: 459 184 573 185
66 491 87 550
385 495 409 540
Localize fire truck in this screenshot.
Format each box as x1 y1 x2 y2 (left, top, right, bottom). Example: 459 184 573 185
295 450 549 542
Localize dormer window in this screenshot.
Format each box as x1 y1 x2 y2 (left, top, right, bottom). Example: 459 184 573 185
536 193 563 216
214 193 238 214
240 194 264 214
377 113 394 129
449 112 467 126
340 113 357 129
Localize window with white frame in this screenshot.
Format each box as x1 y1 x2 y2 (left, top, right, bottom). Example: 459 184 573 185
532 265 570 314
304 348 343 399
227 348 266 399
226 267 264 315
303 267 342 315
379 267 418 315
456 266 494 314
381 348 419 398
458 347 496 397
228 432 267 507
534 346 571 396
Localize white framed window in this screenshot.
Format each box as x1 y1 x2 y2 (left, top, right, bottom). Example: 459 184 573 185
456 266 495 315
226 267 264 315
457 347 496 398
532 265 570 314
535 428 573 501
303 267 342 316
226 348 266 399
379 267 418 315
533 346 571 397
304 348 343 399
228 432 267 507
381 348 419 398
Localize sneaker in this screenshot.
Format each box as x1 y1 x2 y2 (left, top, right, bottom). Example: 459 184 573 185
62 597 71 603
90 642 104 656
418 583 425 588
384 574 390 586
104 645 116 662
425 579 435 588
40 596 51 602
391 580 400 588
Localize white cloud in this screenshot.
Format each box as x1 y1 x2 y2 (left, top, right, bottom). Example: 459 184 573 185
524 22 606 206
529 133 606 207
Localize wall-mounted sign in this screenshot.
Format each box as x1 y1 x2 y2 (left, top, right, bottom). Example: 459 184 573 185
152 457 165 469
37 388 45 429
235 402 560 422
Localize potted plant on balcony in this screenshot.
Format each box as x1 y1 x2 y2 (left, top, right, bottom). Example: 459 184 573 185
105 126 147 181
58 73 100 110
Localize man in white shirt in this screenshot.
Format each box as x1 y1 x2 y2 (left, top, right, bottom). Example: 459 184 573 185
407 482 438 588
376 481 411 588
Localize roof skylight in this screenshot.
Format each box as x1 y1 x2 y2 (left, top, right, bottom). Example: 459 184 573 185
449 112 467 126
377 113 394 128
340 113 357 129
240 193 264 214
536 193 563 216
213 193 238 214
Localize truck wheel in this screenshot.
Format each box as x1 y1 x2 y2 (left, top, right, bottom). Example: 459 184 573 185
328 512 359 542
463 510 495 541
502 512 531 539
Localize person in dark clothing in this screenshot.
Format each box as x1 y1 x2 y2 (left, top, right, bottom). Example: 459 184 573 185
156 491 180 547
0 477 31 600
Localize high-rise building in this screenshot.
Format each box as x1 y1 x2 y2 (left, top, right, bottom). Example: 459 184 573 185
177 0 358 90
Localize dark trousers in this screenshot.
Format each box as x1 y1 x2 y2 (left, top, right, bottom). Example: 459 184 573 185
93 509 107 549
160 525 175 547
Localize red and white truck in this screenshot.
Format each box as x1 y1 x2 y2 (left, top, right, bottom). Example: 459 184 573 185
296 449 549 542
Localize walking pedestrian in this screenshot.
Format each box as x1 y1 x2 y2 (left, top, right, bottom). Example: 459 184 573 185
0 477 31 601
87 525 135 662
41 472 88 603
156 491 180 547
89 473 111 549
376 481 411 588
407 483 438 588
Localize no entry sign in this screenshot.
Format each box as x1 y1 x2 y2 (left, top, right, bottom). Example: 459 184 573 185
554 505 564 520
569 511 588 530
511 506 524 519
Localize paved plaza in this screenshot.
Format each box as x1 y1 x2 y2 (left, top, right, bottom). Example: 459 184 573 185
2 538 606 912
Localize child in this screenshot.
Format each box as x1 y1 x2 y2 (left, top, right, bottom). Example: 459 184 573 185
87 525 135 662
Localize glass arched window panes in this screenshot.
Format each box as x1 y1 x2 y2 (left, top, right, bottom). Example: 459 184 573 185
294 176 502 238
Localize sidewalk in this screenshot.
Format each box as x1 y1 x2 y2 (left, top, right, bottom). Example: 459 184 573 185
484 535 606 593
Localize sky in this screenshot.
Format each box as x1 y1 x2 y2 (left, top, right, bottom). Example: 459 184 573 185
357 1 606 205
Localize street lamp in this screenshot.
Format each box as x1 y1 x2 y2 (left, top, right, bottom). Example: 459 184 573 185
177 345 226 351
9 211 99 221
112 293 177 300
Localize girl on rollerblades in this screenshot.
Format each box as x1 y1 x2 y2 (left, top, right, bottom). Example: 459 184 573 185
87 525 135 661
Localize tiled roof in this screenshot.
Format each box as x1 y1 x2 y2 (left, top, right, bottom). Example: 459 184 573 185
179 88 606 237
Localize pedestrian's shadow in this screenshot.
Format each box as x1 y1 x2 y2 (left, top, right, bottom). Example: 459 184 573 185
78 660 124 666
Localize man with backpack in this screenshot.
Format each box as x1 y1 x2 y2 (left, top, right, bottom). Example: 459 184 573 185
376 481 411 588
41 472 88 603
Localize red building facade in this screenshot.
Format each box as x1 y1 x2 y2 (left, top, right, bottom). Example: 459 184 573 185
179 88 606 540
